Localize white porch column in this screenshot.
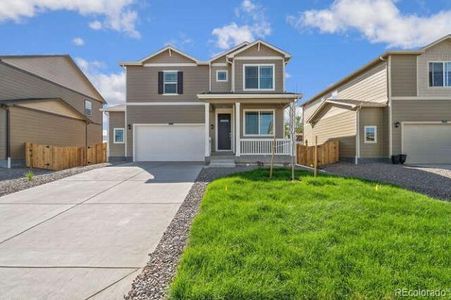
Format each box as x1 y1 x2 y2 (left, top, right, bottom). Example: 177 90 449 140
204 103 210 157
235 102 240 156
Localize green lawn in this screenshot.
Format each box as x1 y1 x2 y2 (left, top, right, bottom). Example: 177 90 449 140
170 169 450 299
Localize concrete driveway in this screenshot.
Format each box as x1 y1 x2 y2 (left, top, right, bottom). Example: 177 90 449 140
0 162 203 300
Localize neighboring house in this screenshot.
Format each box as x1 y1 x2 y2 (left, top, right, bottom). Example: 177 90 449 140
104 40 299 164
0 55 106 167
302 35 451 165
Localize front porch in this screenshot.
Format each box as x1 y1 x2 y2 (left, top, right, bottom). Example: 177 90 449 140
201 96 298 165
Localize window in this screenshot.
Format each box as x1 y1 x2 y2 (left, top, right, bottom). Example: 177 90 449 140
84 100 92 116
113 128 125 144
163 71 178 94
216 70 228 82
244 64 274 90
244 110 274 136
364 126 377 144
429 62 451 87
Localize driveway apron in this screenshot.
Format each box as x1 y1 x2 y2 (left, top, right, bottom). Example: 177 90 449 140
0 162 202 300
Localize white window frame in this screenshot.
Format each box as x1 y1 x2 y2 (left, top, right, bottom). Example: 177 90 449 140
216 70 228 82
84 100 92 116
163 70 178 95
364 126 377 144
113 128 125 144
243 109 275 137
428 61 451 88
243 64 275 91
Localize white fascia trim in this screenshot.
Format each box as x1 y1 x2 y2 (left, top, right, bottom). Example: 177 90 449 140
126 102 205 106
144 63 197 67
234 56 284 60
227 40 291 59
212 63 227 67
197 94 300 99
391 96 451 100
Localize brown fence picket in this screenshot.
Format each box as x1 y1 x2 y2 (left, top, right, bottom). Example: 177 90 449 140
296 140 339 167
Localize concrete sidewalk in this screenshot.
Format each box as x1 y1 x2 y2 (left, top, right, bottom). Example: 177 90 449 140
0 162 202 299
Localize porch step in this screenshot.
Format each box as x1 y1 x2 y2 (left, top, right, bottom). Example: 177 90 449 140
208 157 236 168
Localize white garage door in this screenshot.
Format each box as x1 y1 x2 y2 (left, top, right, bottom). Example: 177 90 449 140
134 124 205 161
403 123 451 164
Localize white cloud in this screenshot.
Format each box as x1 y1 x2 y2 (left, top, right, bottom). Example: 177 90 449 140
75 58 125 106
165 33 193 49
287 0 451 49
89 20 103 30
0 0 140 38
72 37 85 46
212 0 271 49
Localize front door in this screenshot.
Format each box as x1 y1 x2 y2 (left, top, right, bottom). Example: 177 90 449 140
217 113 231 150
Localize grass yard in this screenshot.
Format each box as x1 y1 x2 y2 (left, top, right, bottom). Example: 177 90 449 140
170 169 450 299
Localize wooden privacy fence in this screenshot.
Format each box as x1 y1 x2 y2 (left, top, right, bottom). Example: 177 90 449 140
25 142 107 171
296 139 339 167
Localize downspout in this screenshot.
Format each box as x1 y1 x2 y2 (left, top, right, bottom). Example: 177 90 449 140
379 55 391 158
5 106 11 168
355 105 361 165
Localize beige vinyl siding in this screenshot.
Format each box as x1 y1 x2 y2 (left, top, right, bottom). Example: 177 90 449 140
240 104 285 139
108 111 126 157
335 62 387 103
15 99 83 119
0 63 102 124
87 123 102 146
235 44 283 57
359 107 386 158
303 98 323 123
391 55 417 96
0 108 6 159
417 39 451 97
126 105 205 157
126 65 209 102
235 59 284 93
304 109 357 159
211 65 231 92
9 106 86 160
391 100 451 154
1 56 101 100
142 49 196 64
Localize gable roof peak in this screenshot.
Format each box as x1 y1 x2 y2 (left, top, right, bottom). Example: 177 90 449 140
226 39 291 60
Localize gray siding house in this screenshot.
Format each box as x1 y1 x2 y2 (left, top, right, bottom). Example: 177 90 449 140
303 35 451 165
105 41 299 165
0 55 105 167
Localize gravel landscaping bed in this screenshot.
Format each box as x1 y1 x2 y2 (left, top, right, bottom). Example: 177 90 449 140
324 162 451 200
0 163 111 197
125 166 255 300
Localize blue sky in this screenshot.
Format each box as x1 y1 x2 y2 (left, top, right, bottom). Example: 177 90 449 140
1 0 451 106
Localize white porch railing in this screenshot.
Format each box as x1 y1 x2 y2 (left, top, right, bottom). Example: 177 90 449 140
240 139 292 155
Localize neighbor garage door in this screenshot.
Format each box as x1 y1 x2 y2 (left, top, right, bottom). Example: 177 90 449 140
134 124 205 161
403 123 451 164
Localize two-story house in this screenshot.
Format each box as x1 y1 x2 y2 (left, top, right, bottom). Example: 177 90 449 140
303 34 451 165
0 55 105 167
105 40 299 165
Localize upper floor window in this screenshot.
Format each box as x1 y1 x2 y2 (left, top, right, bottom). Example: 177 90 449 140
244 64 274 91
84 100 92 116
216 70 228 82
163 71 178 94
429 62 451 87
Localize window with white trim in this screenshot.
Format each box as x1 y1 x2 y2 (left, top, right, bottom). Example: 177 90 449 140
216 70 228 82
429 62 451 87
84 100 92 116
244 64 274 90
364 126 377 144
244 110 274 136
163 71 178 94
113 128 125 144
